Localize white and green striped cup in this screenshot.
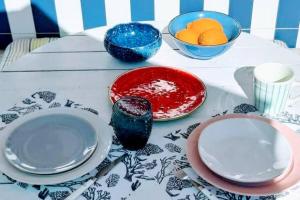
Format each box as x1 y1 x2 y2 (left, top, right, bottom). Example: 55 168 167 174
254 63 300 115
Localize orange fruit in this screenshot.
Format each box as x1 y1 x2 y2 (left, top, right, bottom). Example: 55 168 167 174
187 18 223 35
175 29 199 45
198 29 228 45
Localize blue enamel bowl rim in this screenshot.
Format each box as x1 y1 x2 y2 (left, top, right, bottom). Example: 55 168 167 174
168 11 242 47
104 22 162 49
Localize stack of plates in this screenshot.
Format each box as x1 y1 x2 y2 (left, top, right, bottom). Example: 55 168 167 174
186 114 300 196
0 108 112 185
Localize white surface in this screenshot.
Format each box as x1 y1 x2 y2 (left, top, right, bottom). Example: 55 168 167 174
204 0 229 14
1 184 39 200
6 31 300 72
105 0 131 25
1 22 300 199
0 112 112 185
30 23 289 51
250 0 280 40
199 118 292 184
0 70 251 135
2 22 300 120
4 0 36 39
55 0 84 36
154 0 180 22
65 179 95 200
0 23 300 118
129 181 171 200
66 154 125 200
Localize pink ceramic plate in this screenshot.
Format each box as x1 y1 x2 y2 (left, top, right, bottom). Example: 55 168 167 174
186 114 300 196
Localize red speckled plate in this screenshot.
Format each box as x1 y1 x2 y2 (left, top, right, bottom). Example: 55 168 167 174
109 66 206 121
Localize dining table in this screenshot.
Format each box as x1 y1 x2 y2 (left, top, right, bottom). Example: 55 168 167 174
1 21 300 200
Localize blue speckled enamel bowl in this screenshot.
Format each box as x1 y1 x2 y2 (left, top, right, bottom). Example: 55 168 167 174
168 11 241 60
104 23 162 62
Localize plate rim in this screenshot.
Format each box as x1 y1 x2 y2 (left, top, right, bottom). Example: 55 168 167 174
197 117 293 184
186 114 300 196
0 108 113 185
108 65 207 121
4 108 99 175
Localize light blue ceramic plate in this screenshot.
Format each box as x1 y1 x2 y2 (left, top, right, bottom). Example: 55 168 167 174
4 109 98 175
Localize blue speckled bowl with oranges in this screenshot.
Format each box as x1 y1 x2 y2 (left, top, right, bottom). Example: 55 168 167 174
104 23 162 62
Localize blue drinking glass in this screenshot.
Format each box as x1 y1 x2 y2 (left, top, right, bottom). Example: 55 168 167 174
110 96 153 150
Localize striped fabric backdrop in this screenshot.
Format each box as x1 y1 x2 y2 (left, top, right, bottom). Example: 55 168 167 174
0 0 300 49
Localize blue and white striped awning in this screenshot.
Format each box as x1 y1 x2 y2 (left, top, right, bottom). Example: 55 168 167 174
0 0 299 48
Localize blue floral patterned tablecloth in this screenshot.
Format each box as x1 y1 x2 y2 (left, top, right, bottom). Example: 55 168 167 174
0 91 299 200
